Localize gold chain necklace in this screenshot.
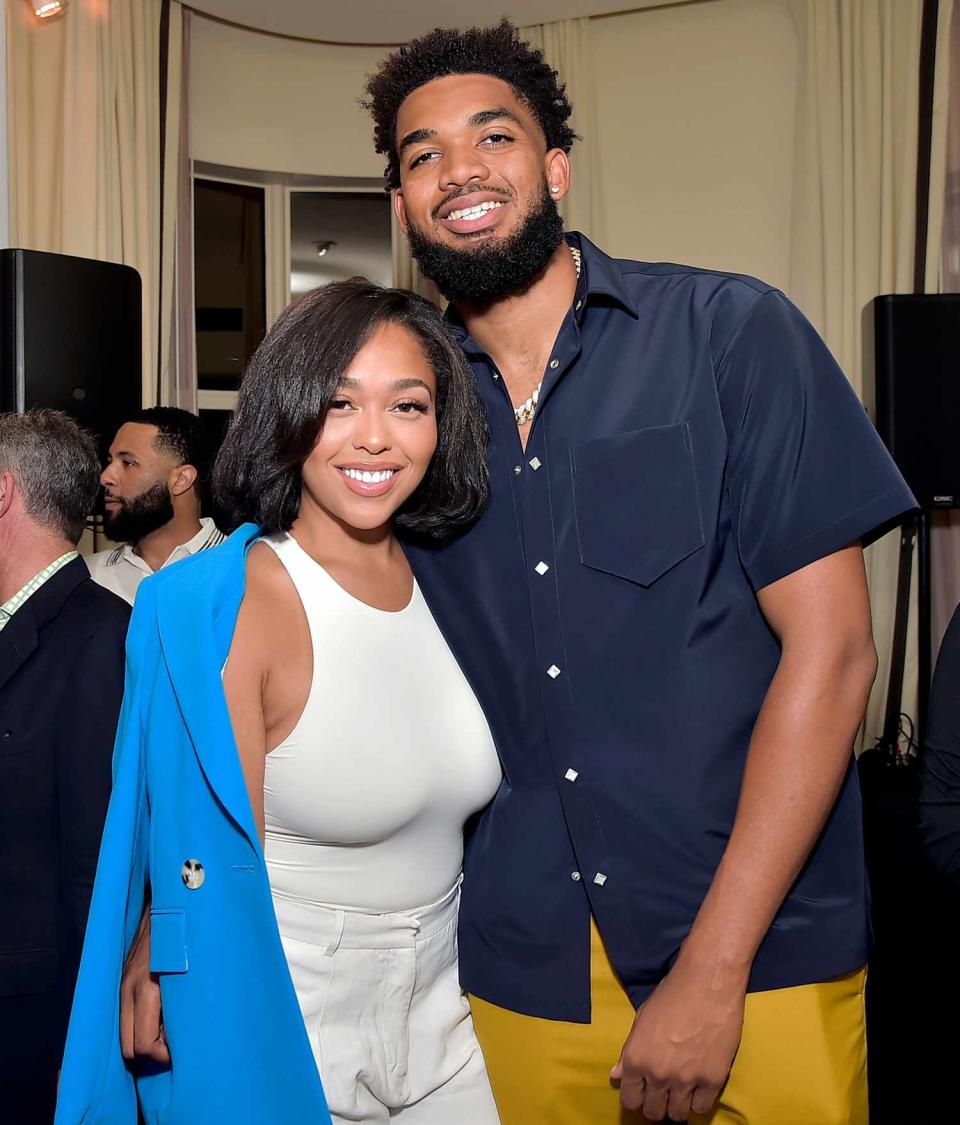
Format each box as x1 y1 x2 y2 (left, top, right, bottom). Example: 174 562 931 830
513 246 582 427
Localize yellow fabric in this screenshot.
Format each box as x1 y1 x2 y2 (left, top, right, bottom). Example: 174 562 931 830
470 921 867 1125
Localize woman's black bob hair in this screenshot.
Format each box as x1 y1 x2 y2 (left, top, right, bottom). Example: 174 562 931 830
212 278 488 541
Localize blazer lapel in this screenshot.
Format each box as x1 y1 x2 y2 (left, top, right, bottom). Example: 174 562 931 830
0 559 87 693
0 605 38 693
155 524 263 852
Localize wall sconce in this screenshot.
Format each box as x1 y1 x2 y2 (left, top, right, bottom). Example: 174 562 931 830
316 240 337 257
29 0 68 19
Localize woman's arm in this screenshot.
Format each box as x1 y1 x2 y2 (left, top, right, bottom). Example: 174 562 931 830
223 541 313 840
222 571 271 842
118 543 310 1061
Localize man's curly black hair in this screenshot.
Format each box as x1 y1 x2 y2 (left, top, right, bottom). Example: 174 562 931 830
363 19 578 191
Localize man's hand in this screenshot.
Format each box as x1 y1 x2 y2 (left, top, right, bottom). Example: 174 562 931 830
610 953 745 1121
119 909 169 1064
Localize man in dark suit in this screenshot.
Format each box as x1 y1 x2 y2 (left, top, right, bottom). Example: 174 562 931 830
0 410 130 1124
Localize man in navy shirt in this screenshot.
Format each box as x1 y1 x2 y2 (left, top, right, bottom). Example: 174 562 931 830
364 20 915 1125
120 20 914 1125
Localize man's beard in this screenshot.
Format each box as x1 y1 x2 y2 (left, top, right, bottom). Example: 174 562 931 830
406 181 565 304
103 481 175 543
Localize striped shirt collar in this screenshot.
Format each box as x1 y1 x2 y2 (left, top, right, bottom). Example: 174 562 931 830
0 551 78 633
104 517 225 570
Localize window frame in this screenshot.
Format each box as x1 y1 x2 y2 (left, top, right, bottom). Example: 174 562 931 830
192 164 387 413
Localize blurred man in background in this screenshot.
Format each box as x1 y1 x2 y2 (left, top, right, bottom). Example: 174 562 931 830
0 410 129 1124
87 407 223 605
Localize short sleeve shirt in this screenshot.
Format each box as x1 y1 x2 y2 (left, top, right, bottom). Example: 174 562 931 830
86 518 225 606
404 234 916 1022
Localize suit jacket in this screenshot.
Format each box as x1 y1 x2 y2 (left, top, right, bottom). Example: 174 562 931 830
0 557 129 1078
56 526 332 1124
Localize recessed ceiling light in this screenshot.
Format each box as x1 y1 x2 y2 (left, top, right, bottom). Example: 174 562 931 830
316 240 337 257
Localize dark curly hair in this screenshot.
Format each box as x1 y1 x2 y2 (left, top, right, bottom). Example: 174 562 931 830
128 406 209 482
212 279 488 541
364 18 578 190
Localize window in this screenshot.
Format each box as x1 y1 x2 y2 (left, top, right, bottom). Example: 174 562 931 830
193 178 266 393
191 174 390 475
290 190 392 296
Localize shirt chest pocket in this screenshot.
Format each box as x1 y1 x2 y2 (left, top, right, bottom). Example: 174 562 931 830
571 422 705 586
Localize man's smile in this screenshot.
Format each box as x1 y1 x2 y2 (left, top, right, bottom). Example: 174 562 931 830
435 190 511 236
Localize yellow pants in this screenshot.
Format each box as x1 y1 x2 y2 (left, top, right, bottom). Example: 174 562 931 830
470 922 868 1125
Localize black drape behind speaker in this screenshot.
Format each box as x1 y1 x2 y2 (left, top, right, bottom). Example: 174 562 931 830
0 249 142 451
874 293 960 509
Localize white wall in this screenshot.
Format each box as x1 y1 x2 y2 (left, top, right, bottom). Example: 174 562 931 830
591 0 797 290
190 16 385 178
189 1 799 289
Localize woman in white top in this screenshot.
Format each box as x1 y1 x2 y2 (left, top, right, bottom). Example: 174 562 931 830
120 280 502 1124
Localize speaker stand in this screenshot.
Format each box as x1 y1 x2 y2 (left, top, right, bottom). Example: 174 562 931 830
916 509 932 747
874 515 918 761
869 509 933 762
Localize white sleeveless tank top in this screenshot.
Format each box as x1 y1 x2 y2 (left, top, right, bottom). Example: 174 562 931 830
261 532 501 913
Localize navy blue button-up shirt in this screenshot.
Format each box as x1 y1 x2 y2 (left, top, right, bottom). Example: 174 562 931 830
405 234 916 1022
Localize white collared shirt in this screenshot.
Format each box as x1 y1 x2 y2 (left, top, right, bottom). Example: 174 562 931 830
86 517 225 605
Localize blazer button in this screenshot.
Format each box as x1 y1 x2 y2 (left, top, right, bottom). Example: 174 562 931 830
181 859 205 889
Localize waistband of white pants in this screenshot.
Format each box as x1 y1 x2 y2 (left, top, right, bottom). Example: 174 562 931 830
271 876 461 954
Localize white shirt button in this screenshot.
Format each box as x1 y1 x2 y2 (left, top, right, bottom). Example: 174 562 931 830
549 358 559 369
547 664 561 679
513 465 522 475
571 870 581 881
535 561 550 576
564 768 579 782
575 299 583 311
593 872 607 886
529 457 542 471
492 372 499 380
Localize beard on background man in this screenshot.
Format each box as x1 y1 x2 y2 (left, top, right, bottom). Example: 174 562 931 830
102 480 175 544
406 180 564 303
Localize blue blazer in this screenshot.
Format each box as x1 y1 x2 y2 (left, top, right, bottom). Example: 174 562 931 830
56 525 332 1124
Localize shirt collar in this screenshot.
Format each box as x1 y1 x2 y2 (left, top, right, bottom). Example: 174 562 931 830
180 517 223 557
568 232 640 319
112 518 224 572
446 231 640 353
0 551 78 632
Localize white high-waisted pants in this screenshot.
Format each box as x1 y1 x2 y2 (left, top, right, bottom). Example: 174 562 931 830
274 881 501 1125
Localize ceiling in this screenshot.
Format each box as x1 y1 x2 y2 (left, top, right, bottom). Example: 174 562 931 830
186 1 628 46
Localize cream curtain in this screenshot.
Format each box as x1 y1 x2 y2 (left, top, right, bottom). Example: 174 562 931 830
788 0 953 747
0 0 9 251
521 17 601 243
390 212 443 304
391 16 600 297
7 0 164 408
933 4 960 662
159 2 194 409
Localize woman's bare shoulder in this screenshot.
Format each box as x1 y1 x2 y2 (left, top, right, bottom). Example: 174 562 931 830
236 539 304 636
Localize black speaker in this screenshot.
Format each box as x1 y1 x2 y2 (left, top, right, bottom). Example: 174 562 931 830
0 249 142 451
874 293 960 509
